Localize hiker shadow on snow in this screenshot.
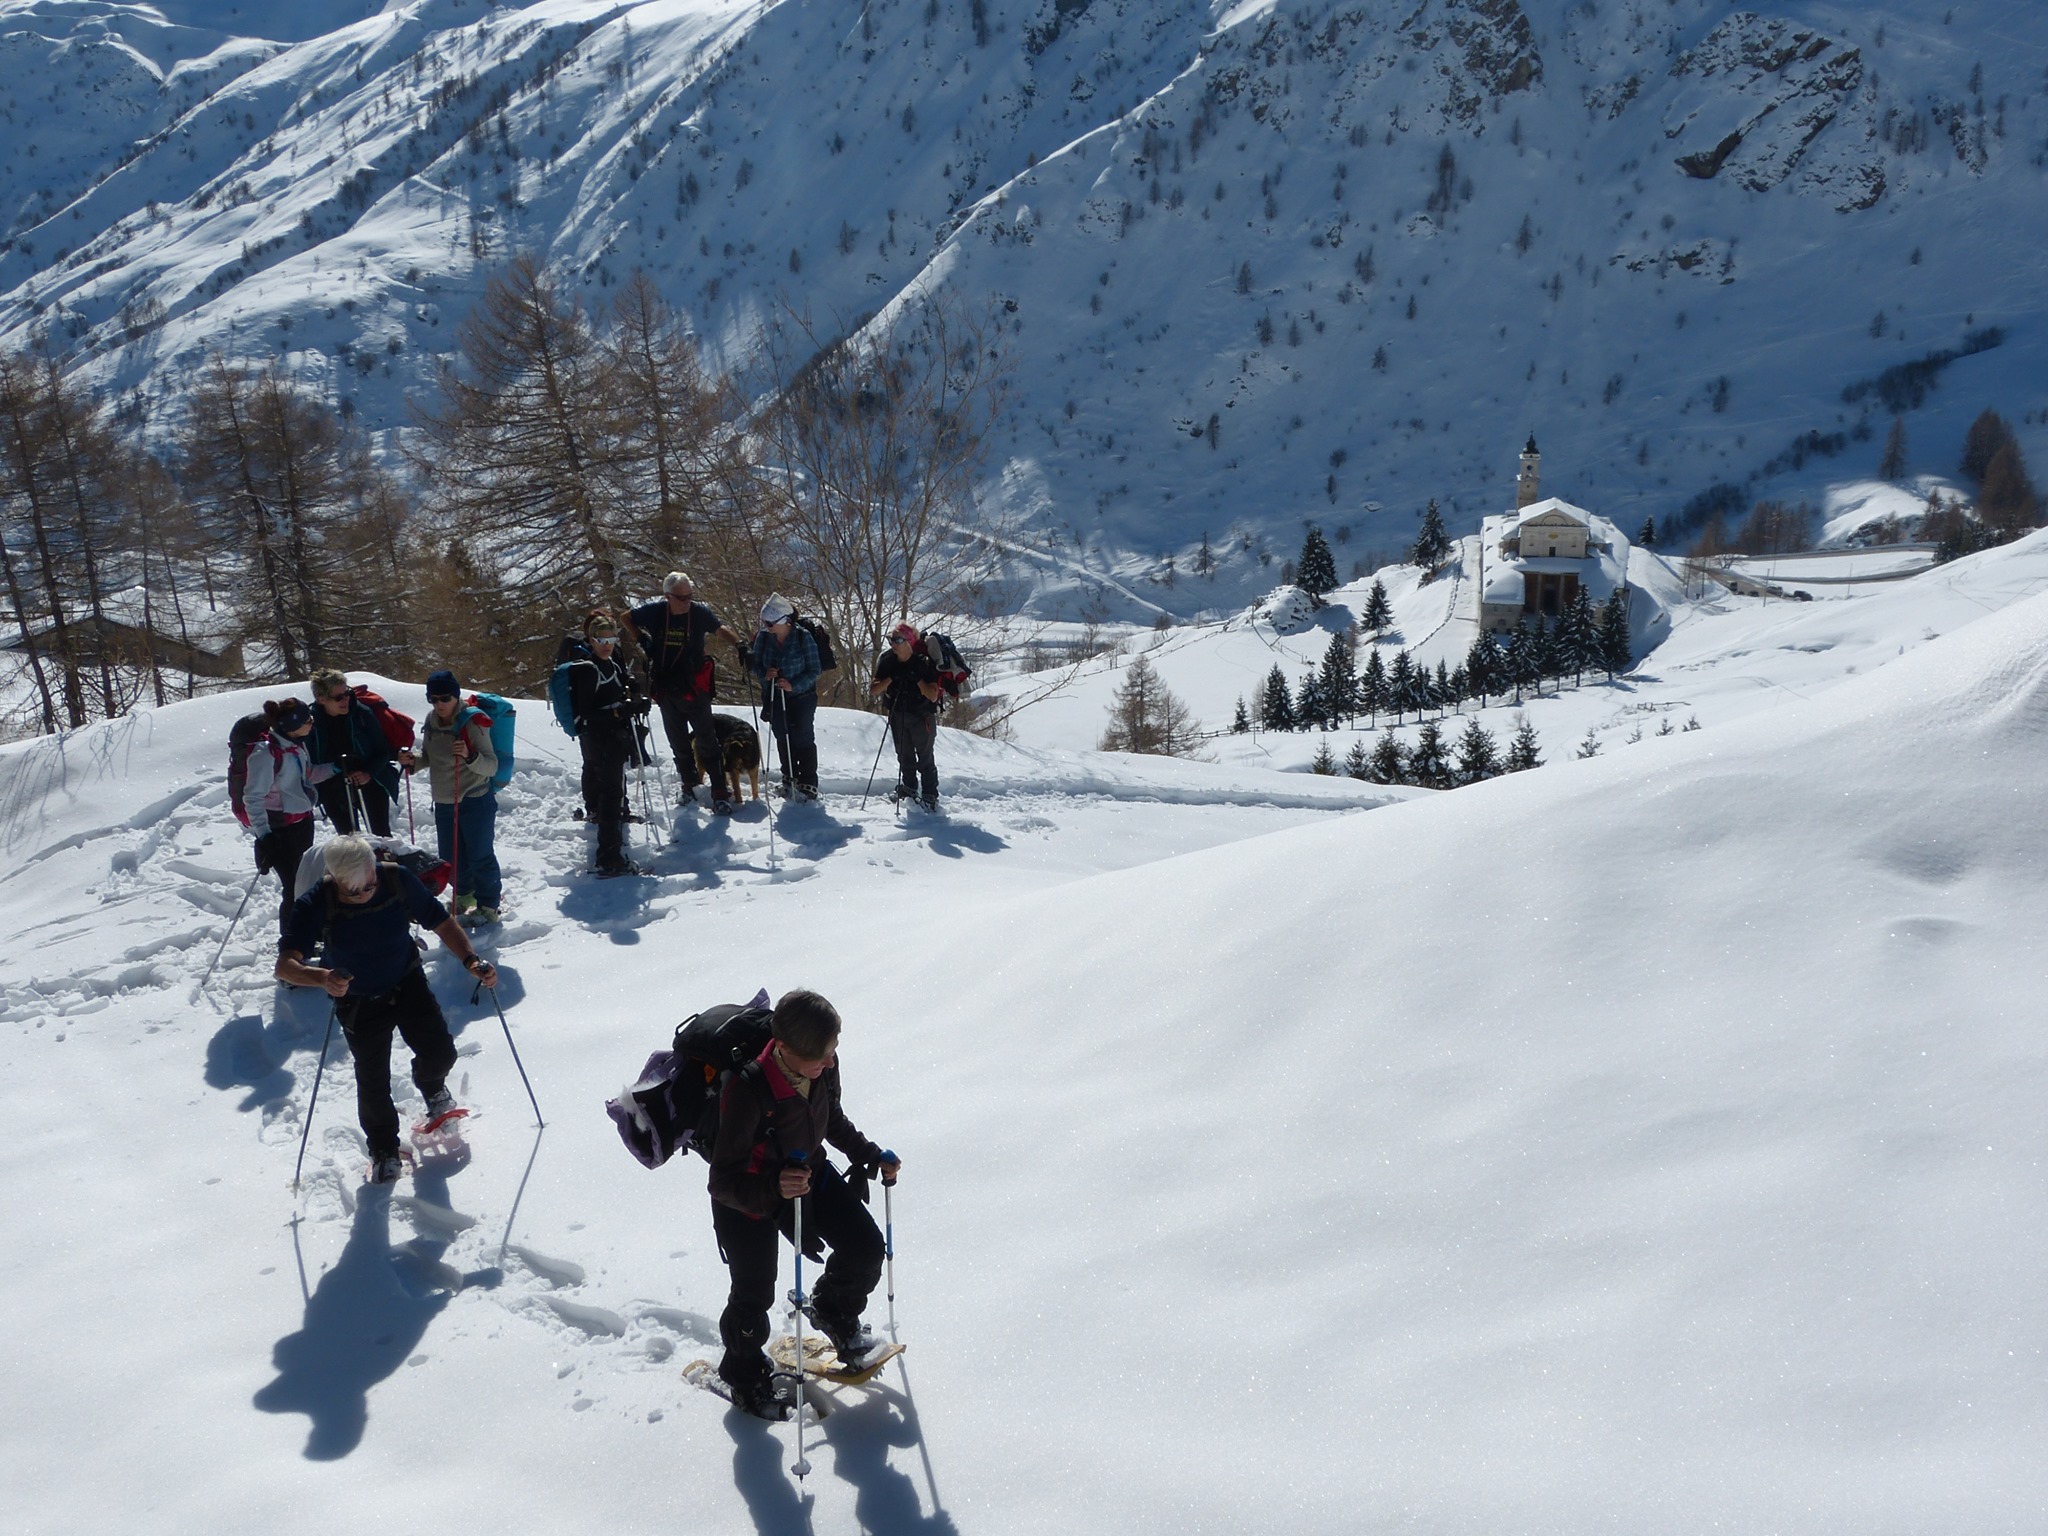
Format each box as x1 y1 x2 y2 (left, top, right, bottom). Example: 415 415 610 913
203 982 335 1111
555 869 661 941
883 815 1007 861
256 1161 501 1460
772 804 863 862
726 1371 957 1536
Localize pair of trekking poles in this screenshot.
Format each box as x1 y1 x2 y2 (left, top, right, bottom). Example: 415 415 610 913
783 1149 898 1481
290 977 544 1191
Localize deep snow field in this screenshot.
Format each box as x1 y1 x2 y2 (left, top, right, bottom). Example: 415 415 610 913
6 530 2048 1533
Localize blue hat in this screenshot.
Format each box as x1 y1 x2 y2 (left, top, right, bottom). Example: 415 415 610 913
425 669 461 701
275 699 312 732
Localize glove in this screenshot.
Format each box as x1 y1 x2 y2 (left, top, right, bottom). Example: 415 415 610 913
631 697 652 718
253 834 273 876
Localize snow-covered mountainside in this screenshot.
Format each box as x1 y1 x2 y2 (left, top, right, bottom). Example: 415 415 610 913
5 514 2048 1533
1 0 2044 612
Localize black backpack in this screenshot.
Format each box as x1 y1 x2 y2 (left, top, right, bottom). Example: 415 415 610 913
792 609 838 673
605 994 774 1169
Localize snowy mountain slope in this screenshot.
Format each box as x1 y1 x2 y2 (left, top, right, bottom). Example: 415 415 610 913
2 0 2043 616
4 536 2048 1531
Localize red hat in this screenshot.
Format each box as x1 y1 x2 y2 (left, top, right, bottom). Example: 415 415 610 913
889 623 921 646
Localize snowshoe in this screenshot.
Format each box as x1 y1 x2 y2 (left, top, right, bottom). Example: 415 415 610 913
593 858 642 878
415 1089 468 1135
366 1149 411 1185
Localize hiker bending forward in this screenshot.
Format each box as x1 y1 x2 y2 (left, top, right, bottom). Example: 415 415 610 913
709 989 901 1417
275 835 497 1184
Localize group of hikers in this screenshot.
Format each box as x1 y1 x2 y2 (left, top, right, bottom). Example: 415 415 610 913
235 572 949 1420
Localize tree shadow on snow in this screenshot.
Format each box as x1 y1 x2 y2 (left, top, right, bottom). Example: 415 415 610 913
255 1163 499 1459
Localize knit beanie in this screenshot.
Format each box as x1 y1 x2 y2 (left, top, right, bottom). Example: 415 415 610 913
425 669 461 700
760 594 794 627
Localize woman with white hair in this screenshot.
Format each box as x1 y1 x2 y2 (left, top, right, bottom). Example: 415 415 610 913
275 834 498 1184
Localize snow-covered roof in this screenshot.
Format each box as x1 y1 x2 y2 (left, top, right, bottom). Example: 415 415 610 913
1510 497 1596 531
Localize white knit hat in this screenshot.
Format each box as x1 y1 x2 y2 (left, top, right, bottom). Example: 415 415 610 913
760 594 794 626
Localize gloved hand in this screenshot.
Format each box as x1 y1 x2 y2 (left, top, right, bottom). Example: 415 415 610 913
253 834 273 876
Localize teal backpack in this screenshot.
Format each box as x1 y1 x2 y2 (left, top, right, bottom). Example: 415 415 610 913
464 693 517 788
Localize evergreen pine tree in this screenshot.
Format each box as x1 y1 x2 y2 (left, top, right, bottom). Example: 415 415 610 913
1453 716 1499 784
1498 628 1522 704
1637 516 1657 548
1318 630 1358 724
1558 586 1596 685
1961 409 2016 484
1294 669 1326 731
1258 664 1295 731
1295 525 1339 603
1409 720 1450 788
1359 647 1386 724
1310 737 1338 774
1879 416 1908 480
1360 578 1393 637
1344 738 1370 779
1575 726 1601 759
1231 695 1251 733
1196 530 1216 578
1388 649 1414 725
1979 441 2041 536
1528 616 1557 694
1464 632 1499 706
1409 498 1451 576
1597 591 1632 677
1505 714 1542 772
1367 732 1407 785
1433 659 1453 716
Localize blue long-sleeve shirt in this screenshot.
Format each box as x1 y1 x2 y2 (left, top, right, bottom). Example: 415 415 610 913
749 625 820 698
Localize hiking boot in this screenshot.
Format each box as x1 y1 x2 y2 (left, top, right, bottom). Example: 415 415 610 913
794 785 820 805
726 1371 798 1422
454 893 478 916
919 794 939 813
367 1151 407 1185
711 797 734 815
622 809 645 823
423 1088 457 1122
802 1303 882 1367
594 857 640 878
473 905 500 924
571 806 588 821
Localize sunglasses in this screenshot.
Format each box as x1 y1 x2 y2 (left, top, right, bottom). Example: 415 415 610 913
427 694 456 704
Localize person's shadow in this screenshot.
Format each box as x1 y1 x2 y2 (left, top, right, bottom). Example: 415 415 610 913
725 1371 957 1536
254 1164 498 1459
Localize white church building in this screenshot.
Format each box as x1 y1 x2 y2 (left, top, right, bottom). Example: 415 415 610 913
1476 438 1630 634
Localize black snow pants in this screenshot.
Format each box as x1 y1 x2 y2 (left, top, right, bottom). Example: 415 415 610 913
712 1160 884 1389
339 965 458 1158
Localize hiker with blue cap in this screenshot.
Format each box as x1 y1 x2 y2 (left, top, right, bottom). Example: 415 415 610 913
398 670 503 924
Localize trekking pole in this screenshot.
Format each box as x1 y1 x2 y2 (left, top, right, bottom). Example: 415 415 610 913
745 690 778 867
291 1001 340 1191
198 868 263 996
858 715 889 809
348 780 369 835
786 1149 811 1479
882 1153 899 1333
475 979 544 1128
403 770 417 842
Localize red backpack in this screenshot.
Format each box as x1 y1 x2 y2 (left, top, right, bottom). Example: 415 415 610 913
351 685 415 753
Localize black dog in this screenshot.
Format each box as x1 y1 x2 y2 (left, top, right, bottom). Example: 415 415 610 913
709 713 762 804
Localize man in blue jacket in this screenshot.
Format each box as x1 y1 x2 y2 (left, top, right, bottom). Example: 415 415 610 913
748 594 822 802
275 834 498 1184
307 669 403 837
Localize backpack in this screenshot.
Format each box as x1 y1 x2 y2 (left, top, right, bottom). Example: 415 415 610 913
226 712 279 830
464 692 517 788
605 992 774 1170
350 686 415 754
922 632 971 698
791 610 838 673
548 662 585 738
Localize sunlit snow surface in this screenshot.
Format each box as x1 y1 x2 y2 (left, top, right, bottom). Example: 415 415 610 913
4 533 2048 1531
